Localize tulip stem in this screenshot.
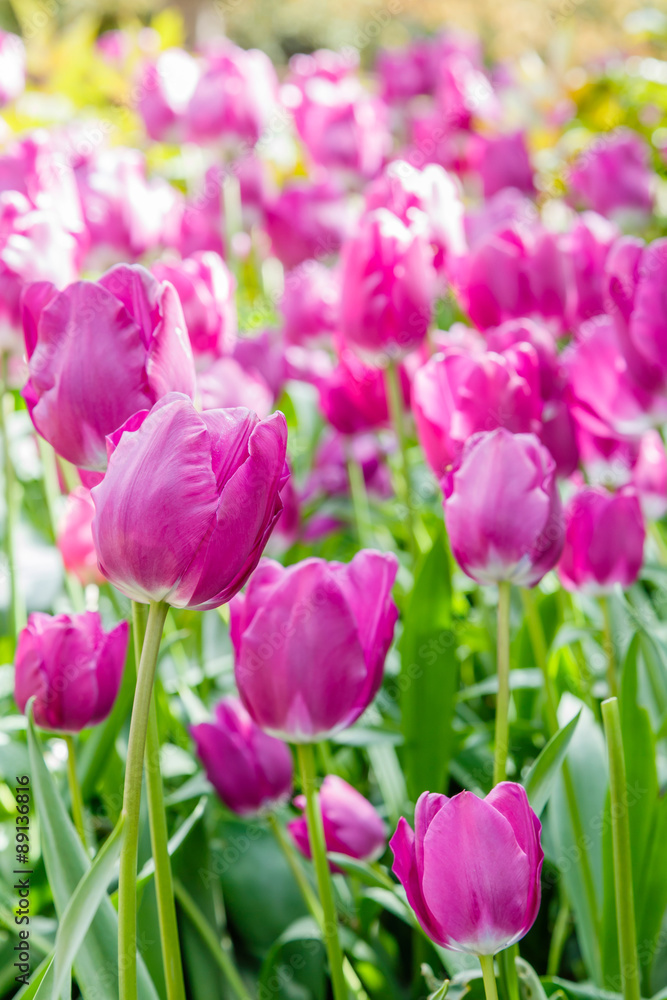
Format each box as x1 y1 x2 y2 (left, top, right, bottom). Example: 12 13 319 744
64 734 88 849
384 359 418 560
296 743 349 1000
0 357 25 650
173 879 252 1000
494 581 512 785
118 600 168 1000
346 445 373 548
601 698 641 1000
479 954 500 1000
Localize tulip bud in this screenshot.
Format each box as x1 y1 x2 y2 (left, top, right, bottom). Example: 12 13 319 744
191 697 293 816
57 487 104 586
443 428 564 587
288 775 387 866
92 393 288 610
14 612 128 732
391 783 543 955
558 486 645 593
22 264 196 470
232 550 398 742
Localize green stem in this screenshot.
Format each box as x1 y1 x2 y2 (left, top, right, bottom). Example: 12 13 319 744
480 954 499 1000
547 897 571 977
36 436 85 612
601 598 618 699
118 600 168 1000
346 444 373 548
494 582 512 785
173 879 251 1000
64 734 88 848
384 359 418 560
0 357 25 648
601 698 641 1000
296 743 348 1000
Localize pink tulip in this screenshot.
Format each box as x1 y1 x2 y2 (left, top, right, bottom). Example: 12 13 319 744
443 428 564 587
264 177 356 270
191 697 293 816
232 329 286 400
197 357 274 418
413 345 542 477
318 350 403 436
92 393 288 610
287 49 358 86
0 32 25 106
14 612 128 732
569 129 654 219
632 430 667 521
620 238 667 390
179 165 225 259
303 430 393 503
340 209 436 359
281 261 340 344
57 487 104 586
558 486 645 593
151 252 236 357
288 775 387 866
376 41 434 103
562 212 618 327
22 264 196 470
391 783 543 954
475 131 535 198
232 550 398 742
136 48 200 142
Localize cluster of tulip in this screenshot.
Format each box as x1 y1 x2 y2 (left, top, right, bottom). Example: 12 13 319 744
1 11 667 1000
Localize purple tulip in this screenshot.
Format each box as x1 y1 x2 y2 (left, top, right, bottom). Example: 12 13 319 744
303 430 393 503
191 697 293 816
287 49 358 86
179 165 225 259
288 775 387 866
92 393 288 610
151 252 236 358
231 550 399 742
0 32 25 106
264 178 356 270
632 430 667 521
476 131 535 199
413 345 542 477
318 349 409 436
558 486 645 594
443 428 564 587
136 48 200 143
340 208 436 359
198 357 274 418
569 129 654 219
391 783 543 955
22 264 196 470
14 612 128 732
281 261 340 344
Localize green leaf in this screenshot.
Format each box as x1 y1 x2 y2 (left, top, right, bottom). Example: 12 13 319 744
524 712 580 815
258 916 325 1000
325 855 394 890
27 705 160 1000
399 528 458 801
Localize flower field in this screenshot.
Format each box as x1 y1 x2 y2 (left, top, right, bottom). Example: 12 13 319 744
1 7 667 1000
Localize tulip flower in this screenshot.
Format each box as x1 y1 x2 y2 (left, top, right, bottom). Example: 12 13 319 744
390 783 543 955
0 32 25 106
569 129 654 219
318 350 398 435
92 392 288 610
281 261 340 344
192 697 293 816
22 264 196 470
475 131 535 199
136 48 200 143
288 775 387 865
231 550 398 742
264 177 356 270
14 611 128 732
558 486 645 593
632 430 667 521
151 251 237 357
198 357 274 418
340 208 436 358
57 487 104 586
413 346 542 477
443 428 564 587
179 165 225 258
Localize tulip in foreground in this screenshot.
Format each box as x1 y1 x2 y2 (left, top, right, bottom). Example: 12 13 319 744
232 550 399 741
92 392 288 609
391 782 543 955
14 611 128 731
192 697 293 816
288 775 387 866
443 428 564 587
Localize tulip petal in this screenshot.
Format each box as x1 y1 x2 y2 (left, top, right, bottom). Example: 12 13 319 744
390 814 444 945
90 620 129 725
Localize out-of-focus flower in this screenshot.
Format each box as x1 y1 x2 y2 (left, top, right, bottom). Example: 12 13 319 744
281 261 340 344
0 32 25 106
340 208 436 359
563 212 618 327
303 429 393 502
264 177 356 270
632 429 667 521
22 264 196 470
413 345 542 477
92 393 288 610
568 129 654 219
233 329 286 399
192 696 293 816
287 49 358 85
152 251 236 358
197 357 274 417
180 165 225 258
391 783 542 954
14 611 128 732
232 551 398 742
318 350 402 435
443 428 564 587
475 131 535 198
136 48 201 143
57 487 104 586
558 486 645 593
376 40 434 103
288 775 387 866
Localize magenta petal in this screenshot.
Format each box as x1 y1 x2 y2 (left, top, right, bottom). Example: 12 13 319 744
145 280 196 399
390 814 444 945
90 620 129 724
